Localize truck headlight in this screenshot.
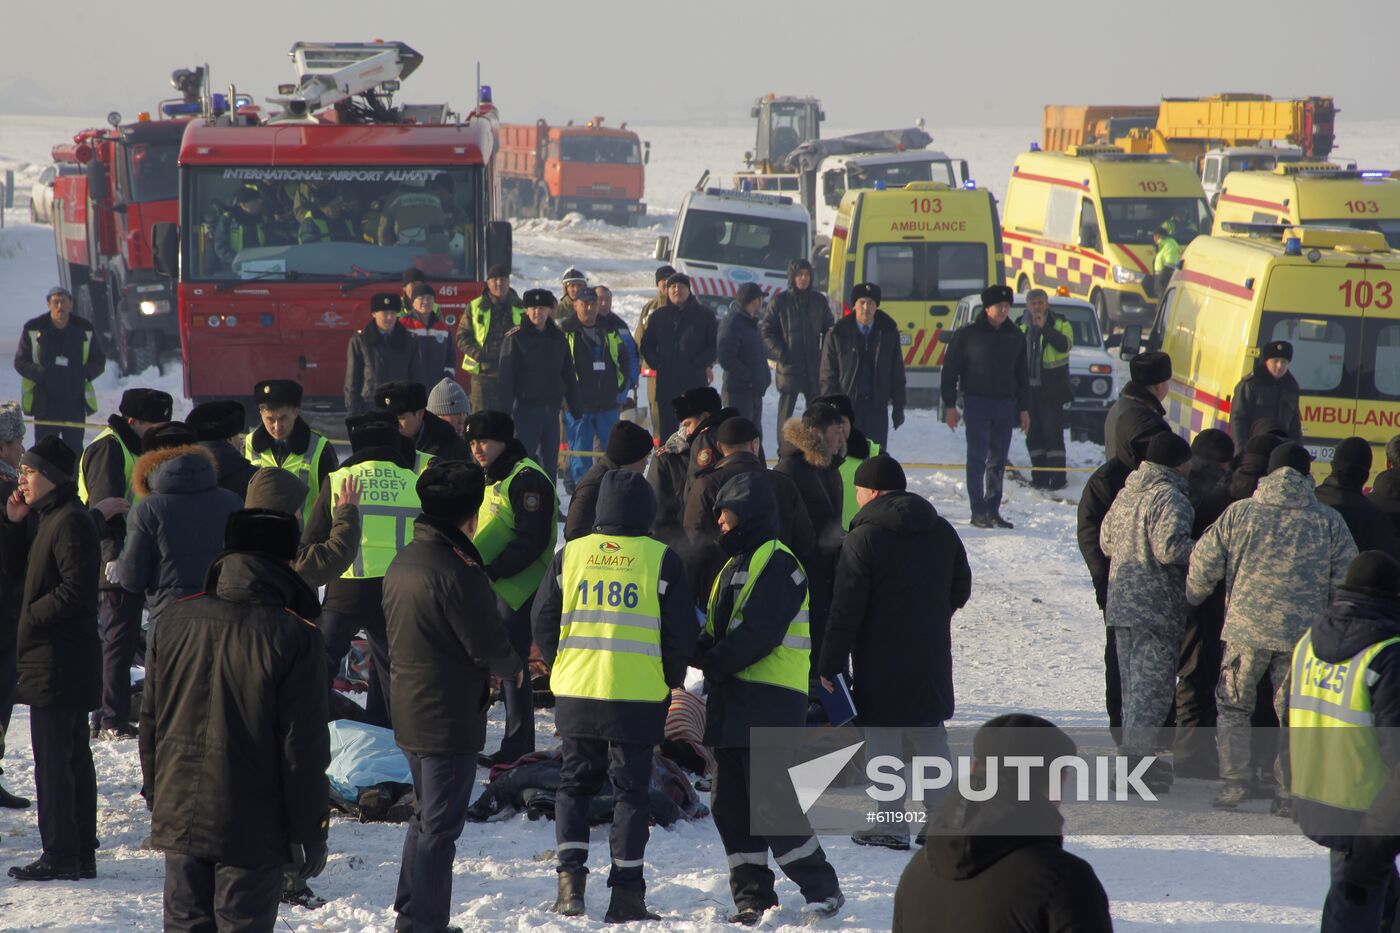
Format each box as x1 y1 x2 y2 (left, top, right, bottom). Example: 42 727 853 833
1112 265 1145 285
139 299 170 316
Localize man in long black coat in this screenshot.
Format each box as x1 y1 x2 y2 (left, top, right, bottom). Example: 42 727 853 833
640 274 717 441
762 259 832 426
139 509 330 928
383 463 522 933
2 436 101 881
818 454 971 850
819 283 905 448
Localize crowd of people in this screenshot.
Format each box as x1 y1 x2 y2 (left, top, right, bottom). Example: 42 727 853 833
10 258 1400 931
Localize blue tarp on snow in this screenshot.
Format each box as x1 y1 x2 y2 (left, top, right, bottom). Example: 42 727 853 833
326 720 411 800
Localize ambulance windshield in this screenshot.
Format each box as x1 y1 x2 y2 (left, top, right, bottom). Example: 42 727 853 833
863 243 988 302
184 165 484 281
849 160 955 189
676 208 808 272
1100 197 1210 245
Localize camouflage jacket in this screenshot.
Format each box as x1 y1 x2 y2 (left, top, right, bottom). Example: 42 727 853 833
1100 462 1195 635
1187 467 1358 651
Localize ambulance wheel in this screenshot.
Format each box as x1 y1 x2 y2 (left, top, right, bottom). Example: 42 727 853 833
1091 289 1111 336
1017 274 1031 295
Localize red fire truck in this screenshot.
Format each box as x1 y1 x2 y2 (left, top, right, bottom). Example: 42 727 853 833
50 79 207 374
152 41 511 406
497 118 648 225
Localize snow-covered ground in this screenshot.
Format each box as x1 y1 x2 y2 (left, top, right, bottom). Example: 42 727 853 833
2 113 1395 929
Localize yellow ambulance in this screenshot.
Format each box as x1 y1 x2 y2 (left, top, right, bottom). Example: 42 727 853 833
1127 225 1400 482
1213 163 1400 248
1002 146 1210 334
825 180 1002 406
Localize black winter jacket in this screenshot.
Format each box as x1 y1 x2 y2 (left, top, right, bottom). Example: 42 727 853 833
682 451 815 602
414 411 472 462
894 794 1112 933
0 472 18 650
761 279 831 393
113 445 243 621
344 320 424 415
534 471 697 742
564 455 621 542
14 312 105 419
1230 362 1302 443
1294 587 1400 849
560 316 625 414
639 297 718 405
939 312 1029 410
1370 468 1400 537
718 303 771 400
820 311 907 413
1187 458 1235 538
1317 474 1400 561
772 418 844 614
648 438 690 550
498 318 577 411
302 442 416 614
200 440 257 501
0 483 100 710
383 515 521 755
80 415 144 580
819 491 970 726
696 472 810 747
1103 381 1168 466
139 552 329 866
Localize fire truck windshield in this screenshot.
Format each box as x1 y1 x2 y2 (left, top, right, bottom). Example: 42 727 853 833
185 165 484 281
126 142 180 202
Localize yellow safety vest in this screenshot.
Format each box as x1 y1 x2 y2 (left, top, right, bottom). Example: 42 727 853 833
21 325 96 416
473 456 558 609
837 439 881 530
327 459 420 579
553 533 669 703
1022 316 1073 372
77 427 137 506
705 540 811 695
460 295 524 374
244 430 331 518
1288 629 1400 812
565 328 627 390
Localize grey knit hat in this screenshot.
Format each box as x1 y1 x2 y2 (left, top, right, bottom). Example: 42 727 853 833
0 402 24 444
427 378 470 417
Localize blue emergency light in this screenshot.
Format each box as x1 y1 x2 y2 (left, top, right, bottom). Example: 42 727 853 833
1030 142 1041 152
873 181 887 190
480 85 493 104
963 180 977 190
1361 171 1388 179
1284 236 1303 256
162 101 201 117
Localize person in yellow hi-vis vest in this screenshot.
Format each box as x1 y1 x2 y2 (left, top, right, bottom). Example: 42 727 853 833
302 413 420 728
1289 551 1400 930
812 393 882 531
243 380 339 520
695 471 844 925
79 387 169 741
532 470 696 923
465 410 558 767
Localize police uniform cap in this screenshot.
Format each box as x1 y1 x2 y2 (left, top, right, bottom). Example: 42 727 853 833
671 387 722 421
851 282 881 305
143 421 199 452
716 417 760 446
486 263 512 279
254 380 303 409
225 508 300 563
463 410 515 443
345 412 401 453
417 461 486 524
187 400 246 442
119 387 174 423
375 381 429 415
370 292 402 314
1262 340 1293 363
522 288 557 309
1129 351 1172 386
980 284 1013 308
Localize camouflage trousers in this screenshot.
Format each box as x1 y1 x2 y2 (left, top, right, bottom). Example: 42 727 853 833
1215 643 1291 787
1114 625 1180 756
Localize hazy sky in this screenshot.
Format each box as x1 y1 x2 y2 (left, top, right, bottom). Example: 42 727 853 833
4 0 1397 127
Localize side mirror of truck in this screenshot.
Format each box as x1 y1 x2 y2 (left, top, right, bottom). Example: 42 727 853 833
1118 325 1142 360
653 235 670 262
643 141 651 165
86 159 107 196
151 222 179 278
486 221 513 275
958 160 970 185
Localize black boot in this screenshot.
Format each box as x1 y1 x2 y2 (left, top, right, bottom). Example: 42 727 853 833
553 871 586 917
8 856 82 882
604 886 660 923
0 783 30 809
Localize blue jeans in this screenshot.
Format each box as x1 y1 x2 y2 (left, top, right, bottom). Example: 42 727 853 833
1323 847 1396 933
394 751 476 933
963 394 1017 515
565 409 620 486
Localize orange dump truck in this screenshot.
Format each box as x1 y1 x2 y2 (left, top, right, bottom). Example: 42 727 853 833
497 118 648 225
